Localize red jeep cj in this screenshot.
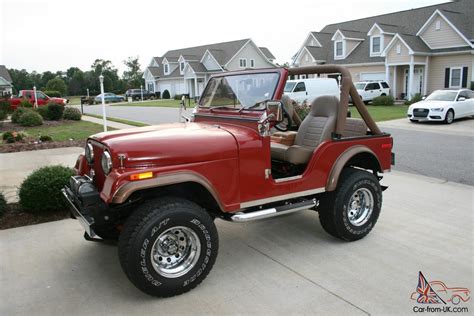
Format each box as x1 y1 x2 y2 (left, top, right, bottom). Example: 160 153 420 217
63 65 394 297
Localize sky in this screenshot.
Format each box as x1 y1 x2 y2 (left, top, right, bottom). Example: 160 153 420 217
0 0 449 74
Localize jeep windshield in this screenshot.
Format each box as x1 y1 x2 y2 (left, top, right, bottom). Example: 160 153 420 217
199 73 280 110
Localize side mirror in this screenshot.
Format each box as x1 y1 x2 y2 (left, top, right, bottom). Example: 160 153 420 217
422 96 426 100
266 101 283 122
458 97 466 102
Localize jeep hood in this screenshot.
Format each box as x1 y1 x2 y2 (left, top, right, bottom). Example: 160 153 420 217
90 122 238 167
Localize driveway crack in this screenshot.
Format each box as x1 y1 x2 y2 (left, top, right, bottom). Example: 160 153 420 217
247 244 370 316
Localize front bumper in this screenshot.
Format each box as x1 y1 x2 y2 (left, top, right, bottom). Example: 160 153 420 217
407 108 445 121
62 187 97 238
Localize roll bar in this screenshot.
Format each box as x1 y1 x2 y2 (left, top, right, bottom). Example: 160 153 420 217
288 65 382 136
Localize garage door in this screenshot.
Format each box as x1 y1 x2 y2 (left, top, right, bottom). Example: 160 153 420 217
360 72 385 81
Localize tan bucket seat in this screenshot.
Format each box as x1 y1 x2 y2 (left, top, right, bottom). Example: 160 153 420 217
271 95 339 165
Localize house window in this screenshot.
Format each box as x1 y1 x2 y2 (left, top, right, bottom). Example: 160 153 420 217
250 59 255 68
164 64 169 74
371 36 381 54
396 44 401 55
239 58 247 68
435 20 441 30
450 67 462 88
180 62 185 73
147 82 154 92
335 41 344 58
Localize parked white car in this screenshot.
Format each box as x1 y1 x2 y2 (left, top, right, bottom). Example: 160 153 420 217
284 78 340 104
354 81 390 103
407 89 474 124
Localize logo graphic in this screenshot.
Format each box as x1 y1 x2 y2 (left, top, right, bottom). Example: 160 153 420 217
410 272 470 305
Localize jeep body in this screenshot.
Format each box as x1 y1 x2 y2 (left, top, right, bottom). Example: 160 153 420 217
63 65 393 297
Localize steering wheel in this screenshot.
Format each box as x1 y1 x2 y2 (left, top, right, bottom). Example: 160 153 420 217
275 106 292 132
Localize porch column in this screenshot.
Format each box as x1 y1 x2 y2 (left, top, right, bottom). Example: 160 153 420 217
194 78 198 98
385 64 390 84
393 66 397 99
407 62 414 99
423 56 429 96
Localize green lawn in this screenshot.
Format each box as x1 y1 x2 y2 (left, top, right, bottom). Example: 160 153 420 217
84 114 148 127
350 105 408 122
6 120 113 142
111 99 192 108
66 96 82 105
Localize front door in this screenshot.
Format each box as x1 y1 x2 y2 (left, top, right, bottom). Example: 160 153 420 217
404 68 424 97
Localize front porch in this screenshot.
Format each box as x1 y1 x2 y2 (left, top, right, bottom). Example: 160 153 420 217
183 76 206 98
385 62 428 100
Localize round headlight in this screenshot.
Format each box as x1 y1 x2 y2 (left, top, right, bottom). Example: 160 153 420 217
101 151 112 175
85 143 94 164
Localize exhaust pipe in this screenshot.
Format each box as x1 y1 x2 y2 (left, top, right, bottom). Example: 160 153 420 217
231 199 317 222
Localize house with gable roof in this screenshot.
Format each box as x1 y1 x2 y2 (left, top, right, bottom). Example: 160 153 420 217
0 65 13 96
143 39 276 98
292 0 473 99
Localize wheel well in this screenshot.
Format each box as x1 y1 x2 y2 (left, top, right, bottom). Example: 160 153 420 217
345 152 381 173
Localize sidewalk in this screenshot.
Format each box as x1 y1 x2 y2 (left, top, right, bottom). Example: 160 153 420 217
81 115 136 129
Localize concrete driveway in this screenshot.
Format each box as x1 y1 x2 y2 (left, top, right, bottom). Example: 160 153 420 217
1 170 472 315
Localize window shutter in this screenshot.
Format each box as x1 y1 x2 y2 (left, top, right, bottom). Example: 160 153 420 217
461 67 468 88
444 68 450 88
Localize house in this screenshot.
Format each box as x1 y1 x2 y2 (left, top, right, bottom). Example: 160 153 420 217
291 0 473 99
143 39 276 98
0 65 13 96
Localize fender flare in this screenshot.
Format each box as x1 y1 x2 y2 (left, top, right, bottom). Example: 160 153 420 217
325 145 381 192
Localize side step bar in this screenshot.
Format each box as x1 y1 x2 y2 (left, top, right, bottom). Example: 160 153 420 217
231 199 317 222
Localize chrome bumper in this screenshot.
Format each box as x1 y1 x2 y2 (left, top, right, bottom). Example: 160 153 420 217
61 187 98 238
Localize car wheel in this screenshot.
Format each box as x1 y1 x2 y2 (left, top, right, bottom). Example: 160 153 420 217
444 109 454 124
451 295 461 305
409 119 417 123
381 93 386 96
118 197 218 297
318 168 382 241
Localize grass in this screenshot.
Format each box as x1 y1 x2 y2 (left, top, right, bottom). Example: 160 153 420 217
84 114 148 127
66 96 82 105
6 120 113 142
350 105 408 122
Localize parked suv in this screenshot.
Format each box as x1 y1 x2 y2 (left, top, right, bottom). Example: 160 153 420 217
125 89 155 101
354 81 390 103
63 65 394 298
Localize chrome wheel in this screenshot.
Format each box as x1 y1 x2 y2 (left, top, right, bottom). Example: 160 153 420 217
446 110 454 124
150 226 201 278
347 188 374 226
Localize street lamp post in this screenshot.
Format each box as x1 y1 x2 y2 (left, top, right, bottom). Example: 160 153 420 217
86 88 89 98
99 75 107 132
33 85 38 108
140 84 144 102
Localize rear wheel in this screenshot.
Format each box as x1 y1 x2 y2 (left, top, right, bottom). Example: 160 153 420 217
318 168 382 241
118 197 218 297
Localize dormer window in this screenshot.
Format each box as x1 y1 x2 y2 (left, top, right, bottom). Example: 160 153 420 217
164 63 169 75
180 62 185 73
335 41 344 58
370 36 383 56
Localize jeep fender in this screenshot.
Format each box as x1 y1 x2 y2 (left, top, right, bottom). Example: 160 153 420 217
326 145 382 191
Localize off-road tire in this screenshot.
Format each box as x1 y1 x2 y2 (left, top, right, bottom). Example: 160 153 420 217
318 168 382 241
118 197 218 297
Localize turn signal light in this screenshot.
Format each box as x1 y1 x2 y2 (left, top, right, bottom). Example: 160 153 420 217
130 172 153 181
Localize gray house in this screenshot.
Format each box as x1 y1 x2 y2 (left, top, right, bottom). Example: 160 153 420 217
292 0 473 99
0 65 13 96
143 39 276 98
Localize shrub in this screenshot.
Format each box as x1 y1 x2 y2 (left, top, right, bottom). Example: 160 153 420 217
20 99 33 108
18 111 43 126
0 192 7 217
404 93 423 105
0 110 6 121
0 100 11 113
39 135 53 142
162 89 170 99
174 94 183 100
372 95 394 106
11 107 32 123
46 102 64 120
470 81 474 90
63 107 82 120
36 106 50 120
19 165 74 214
43 90 61 98
2 131 14 141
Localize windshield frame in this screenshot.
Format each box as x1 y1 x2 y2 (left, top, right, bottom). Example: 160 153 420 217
198 71 282 111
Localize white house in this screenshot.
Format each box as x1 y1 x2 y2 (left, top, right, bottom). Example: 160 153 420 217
0 65 13 96
143 38 276 98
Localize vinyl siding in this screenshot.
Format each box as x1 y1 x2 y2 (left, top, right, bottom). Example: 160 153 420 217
298 50 314 66
156 79 186 97
345 64 386 82
427 53 472 93
413 56 426 63
202 52 221 71
226 41 273 70
386 39 411 64
420 17 468 49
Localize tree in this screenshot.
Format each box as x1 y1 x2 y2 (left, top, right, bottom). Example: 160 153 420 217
9 69 34 92
123 56 143 89
90 59 121 93
45 77 67 96
41 71 56 89
66 67 85 96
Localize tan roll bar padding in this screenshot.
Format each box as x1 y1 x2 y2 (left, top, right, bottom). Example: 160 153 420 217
287 65 382 136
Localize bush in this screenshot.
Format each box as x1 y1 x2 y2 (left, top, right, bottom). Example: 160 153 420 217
174 94 183 100
19 165 74 214
404 93 423 105
162 89 170 99
372 95 394 106
36 106 50 120
39 135 53 142
20 99 33 108
470 81 474 90
11 107 32 123
0 100 11 113
2 131 14 141
0 192 6 217
43 90 61 97
46 102 64 120
18 111 43 126
0 110 6 121
2 131 26 143
63 107 82 120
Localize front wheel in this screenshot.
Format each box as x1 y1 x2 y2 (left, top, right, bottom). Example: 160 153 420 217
444 109 454 124
118 197 218 297
318 168 382 241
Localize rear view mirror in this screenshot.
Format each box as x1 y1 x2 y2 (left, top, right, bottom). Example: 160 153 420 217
266 101 283 122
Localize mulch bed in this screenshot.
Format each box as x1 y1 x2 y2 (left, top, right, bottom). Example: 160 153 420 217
0 203 69 230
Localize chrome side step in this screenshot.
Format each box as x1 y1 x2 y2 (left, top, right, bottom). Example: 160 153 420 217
230 199 317 222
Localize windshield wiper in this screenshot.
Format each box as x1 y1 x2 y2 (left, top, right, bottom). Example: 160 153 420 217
238 99 270 113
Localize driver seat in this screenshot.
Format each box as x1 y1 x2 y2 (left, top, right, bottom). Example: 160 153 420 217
271 95 339 165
